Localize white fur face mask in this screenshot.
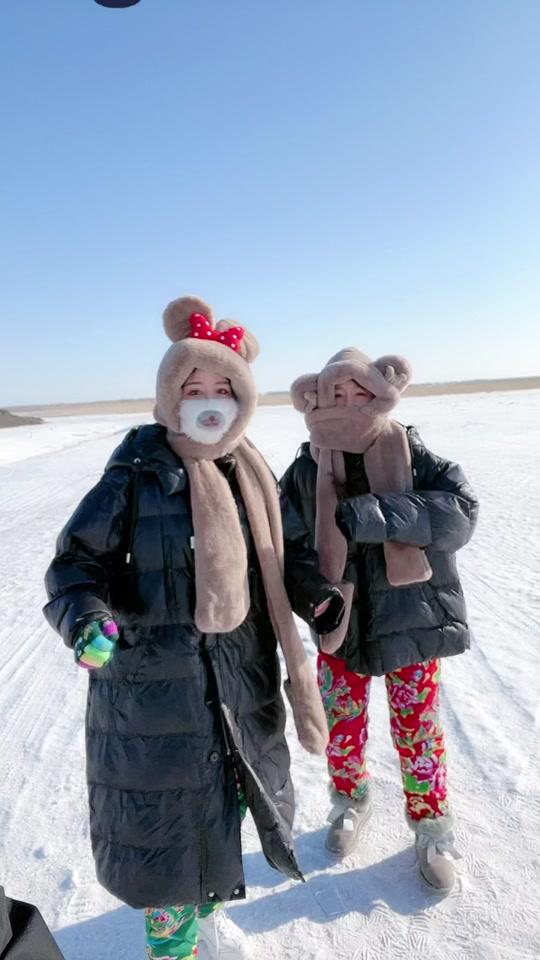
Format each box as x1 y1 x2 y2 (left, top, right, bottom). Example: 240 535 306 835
179 397 239 444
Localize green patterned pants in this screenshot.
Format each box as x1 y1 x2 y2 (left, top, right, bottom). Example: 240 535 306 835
145 902 221 959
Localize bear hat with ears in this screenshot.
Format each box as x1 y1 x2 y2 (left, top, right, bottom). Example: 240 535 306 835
154 295 260 460
291 346 412 414
290 346 413 452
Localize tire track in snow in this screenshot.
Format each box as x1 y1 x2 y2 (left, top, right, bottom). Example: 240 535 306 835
0 424 135 931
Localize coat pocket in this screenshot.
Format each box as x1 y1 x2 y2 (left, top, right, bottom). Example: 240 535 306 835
423 582 450 624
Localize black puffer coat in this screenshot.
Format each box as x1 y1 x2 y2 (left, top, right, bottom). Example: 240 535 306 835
43 424 335 910
280 427 479 676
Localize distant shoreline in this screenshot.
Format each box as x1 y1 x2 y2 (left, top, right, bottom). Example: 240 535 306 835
6 375 540 419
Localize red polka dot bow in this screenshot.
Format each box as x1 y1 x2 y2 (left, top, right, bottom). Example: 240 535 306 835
189 313 245 352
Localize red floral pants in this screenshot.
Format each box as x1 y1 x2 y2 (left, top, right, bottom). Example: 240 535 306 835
318 654 449 821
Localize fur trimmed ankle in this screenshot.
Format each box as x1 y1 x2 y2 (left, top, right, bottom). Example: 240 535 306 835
407 812 461 894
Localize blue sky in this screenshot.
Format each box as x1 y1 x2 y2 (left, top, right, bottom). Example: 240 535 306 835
1 0 539 405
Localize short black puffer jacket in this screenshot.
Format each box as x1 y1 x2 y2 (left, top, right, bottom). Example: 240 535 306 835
280 427 479 676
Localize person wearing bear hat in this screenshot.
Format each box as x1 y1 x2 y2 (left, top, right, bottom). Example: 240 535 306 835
280 347 479 894
43 297 344 960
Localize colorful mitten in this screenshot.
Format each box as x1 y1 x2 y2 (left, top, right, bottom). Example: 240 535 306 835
74 618 119 670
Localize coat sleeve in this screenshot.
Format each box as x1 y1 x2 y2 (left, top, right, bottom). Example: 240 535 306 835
43 466 132 648
0 886 65 960
280 460 345 632
335 439 479 553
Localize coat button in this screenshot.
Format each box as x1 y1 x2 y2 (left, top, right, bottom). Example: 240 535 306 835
208 891 216 900
209 751 220 764
233 887 241 896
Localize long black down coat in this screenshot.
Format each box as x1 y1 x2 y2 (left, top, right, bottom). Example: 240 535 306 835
280 427 479 676
43 424 335 910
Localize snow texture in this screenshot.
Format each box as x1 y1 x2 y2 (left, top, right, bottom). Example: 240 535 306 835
0 392 539 960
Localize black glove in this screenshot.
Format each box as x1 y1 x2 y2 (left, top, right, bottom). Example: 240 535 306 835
312 587 346 635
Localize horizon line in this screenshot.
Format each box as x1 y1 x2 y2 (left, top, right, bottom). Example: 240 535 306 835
5 374 540 413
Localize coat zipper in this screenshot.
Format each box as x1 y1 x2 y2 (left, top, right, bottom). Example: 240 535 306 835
125 458 143 565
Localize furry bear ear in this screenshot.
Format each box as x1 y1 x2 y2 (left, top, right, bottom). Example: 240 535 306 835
290 373 319 412
162 296 214 343
373 354 412 392
216 319 260 363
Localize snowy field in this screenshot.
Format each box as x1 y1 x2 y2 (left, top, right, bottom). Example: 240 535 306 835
0 392 539 960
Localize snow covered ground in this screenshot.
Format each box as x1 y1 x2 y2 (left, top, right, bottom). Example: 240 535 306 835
0 392 539 960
